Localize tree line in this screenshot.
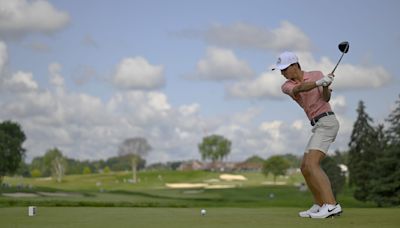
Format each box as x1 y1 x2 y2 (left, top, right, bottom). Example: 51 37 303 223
15 147 147 181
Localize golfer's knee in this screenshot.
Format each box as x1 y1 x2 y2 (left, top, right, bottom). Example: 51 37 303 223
301 163 318 177
301 164 310 176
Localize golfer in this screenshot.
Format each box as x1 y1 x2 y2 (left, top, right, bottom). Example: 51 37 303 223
273 51 342 218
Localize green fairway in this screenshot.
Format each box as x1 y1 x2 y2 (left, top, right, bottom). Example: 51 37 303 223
0 207 399 228
0 171 374 208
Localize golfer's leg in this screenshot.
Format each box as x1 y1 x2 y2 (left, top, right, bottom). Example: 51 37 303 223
303 150 336 205
301 153 323 205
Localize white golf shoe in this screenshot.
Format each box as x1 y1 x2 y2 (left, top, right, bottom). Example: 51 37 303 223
309 203 342 218
299 204 320 218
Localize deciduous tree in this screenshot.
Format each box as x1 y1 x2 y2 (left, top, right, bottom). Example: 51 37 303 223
0 121 26 183
262 155 290 183
198 134 231 162
118 137 151 183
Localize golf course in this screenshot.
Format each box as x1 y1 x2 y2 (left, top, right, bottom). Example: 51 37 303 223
1 170 399 227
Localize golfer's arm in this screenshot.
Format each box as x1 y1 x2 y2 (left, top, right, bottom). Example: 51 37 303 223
293 82 331 102
322 86 331 102
292 82 318 97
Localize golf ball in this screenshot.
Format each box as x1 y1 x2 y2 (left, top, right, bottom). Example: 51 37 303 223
201 209 206 216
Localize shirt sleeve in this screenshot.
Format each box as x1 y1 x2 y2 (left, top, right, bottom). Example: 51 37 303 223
281 81 296 97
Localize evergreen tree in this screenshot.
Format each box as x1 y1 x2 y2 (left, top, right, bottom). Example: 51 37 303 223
386 95 400 145
370 95 400 206
348 101 377 201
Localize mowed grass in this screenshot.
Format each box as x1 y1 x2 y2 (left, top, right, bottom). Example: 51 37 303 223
3 170 277 191
1 207 399 228
1 171 373 208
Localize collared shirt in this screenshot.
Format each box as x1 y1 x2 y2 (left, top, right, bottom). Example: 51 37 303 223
281 71 332 120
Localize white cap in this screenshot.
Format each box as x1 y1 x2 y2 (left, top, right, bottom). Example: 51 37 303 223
272 51 298 70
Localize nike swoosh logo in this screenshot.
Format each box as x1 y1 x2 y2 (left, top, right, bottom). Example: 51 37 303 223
328 207 337 212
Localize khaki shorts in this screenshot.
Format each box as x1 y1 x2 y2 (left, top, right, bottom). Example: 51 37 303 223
305 115 339 154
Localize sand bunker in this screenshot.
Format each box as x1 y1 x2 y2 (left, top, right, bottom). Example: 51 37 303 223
219 174 247 181
262 181 287 185
165 183 208 189
166 183 236 189
165 174 247 189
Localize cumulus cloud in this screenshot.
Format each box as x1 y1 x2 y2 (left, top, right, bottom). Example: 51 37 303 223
332 65 391 90
3 71 38 91
330 95 347 114
112 57 165 90
227 71 286 99
0 0 70 39
179 103 200 117
190 47 253 81
295 52 392 90
48 62 64 88
0 41 7 75
0 69 348 163
178 21 312 52
0 43 39 92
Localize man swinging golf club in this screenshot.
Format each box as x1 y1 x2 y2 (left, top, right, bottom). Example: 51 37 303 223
273 51 342 218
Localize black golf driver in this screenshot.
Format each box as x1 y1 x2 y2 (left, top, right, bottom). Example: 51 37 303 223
331 41 350 74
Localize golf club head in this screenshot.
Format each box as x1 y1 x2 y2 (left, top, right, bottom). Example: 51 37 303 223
331 41 350 74
338 41 349 53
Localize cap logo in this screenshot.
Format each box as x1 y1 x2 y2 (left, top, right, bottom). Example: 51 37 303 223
277 57 281 64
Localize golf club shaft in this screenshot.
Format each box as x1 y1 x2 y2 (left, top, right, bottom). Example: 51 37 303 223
331 52 345 74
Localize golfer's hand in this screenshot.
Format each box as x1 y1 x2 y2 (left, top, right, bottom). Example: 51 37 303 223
316 75 333 87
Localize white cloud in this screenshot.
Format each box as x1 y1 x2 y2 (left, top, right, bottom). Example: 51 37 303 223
259 120 283 140
48 62 64 88
296 52 392 90
332 65 391 90
0 41 7 73
190 47 253 80
108 91 171 122
112 57 165 90
0 0 70 39
4 71 38 91
330 95 347 114
0 68 349 163
227 71 286 99
291 120 304 130
179 103 200 116
188 21 312 52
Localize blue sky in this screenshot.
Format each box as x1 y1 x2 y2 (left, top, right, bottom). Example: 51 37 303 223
1 0 399 164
